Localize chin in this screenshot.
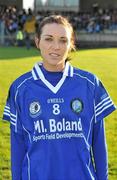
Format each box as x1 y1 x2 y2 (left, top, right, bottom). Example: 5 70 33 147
48 59 62 66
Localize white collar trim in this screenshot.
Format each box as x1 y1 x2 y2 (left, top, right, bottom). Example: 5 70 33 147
32 62 73 94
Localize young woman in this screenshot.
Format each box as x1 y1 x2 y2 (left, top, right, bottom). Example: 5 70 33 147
3 15 116 180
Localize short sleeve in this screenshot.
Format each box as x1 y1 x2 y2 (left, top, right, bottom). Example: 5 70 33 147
3 84 23 134
94 77 116 122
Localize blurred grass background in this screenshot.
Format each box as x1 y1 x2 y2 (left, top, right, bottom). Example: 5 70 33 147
0 47 117 179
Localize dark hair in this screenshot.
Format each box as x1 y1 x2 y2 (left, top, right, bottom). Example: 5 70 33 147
36 15 75 51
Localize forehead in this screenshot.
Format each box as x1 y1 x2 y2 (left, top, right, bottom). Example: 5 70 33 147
41 23 71 38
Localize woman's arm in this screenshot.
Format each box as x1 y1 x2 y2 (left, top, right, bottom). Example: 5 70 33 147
92 119 108 180
11 130 26 180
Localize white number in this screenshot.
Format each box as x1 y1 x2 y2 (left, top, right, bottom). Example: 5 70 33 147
53 104 60 115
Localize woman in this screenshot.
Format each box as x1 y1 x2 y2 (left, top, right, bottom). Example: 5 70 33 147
3 15 116 180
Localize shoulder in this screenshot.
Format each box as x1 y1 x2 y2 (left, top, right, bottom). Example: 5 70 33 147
73 67 97 86
10 71 33 93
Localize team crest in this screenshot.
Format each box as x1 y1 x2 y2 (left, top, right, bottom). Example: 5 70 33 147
71 98 83 114
29 101 41 118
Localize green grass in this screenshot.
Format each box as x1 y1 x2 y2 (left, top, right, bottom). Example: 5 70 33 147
0 47 117 179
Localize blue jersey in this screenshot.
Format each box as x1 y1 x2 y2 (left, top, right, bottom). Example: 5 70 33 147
3 62 116 180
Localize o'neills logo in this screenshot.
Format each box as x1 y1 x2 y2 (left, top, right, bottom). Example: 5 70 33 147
34 118 82 133
71 98 83 114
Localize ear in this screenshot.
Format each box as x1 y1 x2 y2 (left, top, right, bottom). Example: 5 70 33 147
35 36 40 49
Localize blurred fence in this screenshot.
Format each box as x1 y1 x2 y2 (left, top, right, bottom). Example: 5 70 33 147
76 31 117 48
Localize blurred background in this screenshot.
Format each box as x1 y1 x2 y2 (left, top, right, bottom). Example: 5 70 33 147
0 0 117 48
0 0 117 180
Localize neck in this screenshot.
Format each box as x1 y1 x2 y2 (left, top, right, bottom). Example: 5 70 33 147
43 62 65 72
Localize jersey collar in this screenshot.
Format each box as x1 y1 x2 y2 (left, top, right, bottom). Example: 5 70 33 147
31 62 74 94
32 61 73 80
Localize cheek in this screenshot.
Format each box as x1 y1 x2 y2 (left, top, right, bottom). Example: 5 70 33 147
40 48 46 57
39 43 45 53
63 40 71 51
39 41 43 50
39 41 50 51
62 44 71 54
39 44 49 57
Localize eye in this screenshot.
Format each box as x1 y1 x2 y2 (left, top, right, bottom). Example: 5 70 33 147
45 38 53 42
60 39 68 44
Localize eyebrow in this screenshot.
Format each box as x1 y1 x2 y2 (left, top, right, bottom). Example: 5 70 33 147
43 35 53 37
42 34 67 39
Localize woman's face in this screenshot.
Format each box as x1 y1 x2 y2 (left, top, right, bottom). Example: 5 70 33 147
35 23 71 71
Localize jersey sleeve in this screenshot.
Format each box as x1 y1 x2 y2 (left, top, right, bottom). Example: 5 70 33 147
11 130 26 179
92 119 108 180
3 84 23 134
94 77 116 122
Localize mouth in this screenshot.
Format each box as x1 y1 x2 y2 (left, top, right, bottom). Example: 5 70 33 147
49 53 60 57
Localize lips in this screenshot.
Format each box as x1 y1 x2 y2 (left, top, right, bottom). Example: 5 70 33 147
49 53 60 57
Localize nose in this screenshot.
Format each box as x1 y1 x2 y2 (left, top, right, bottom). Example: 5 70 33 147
53 40 60 50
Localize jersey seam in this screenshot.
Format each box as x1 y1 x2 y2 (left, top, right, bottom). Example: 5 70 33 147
73 73 95 86
14 76 33 133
